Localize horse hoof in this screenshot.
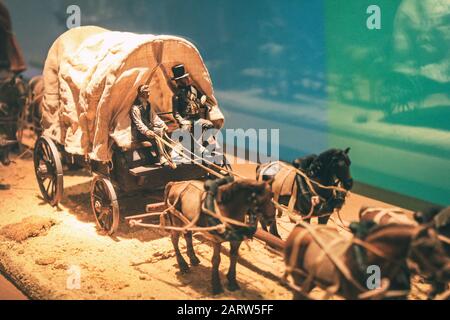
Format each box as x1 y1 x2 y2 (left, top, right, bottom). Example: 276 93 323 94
212 285 224 295
227 282 240 291
178 262 190 273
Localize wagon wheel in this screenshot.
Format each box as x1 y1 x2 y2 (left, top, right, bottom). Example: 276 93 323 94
33 136 63 206
90 176 119 235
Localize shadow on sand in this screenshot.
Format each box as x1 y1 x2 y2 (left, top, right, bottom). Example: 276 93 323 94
58 178 290 298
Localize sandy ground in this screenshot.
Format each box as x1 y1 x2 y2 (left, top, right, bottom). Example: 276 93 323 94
0 155 431 300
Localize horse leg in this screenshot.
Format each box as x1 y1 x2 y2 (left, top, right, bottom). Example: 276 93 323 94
293 291 309 300
184 231 200 266
269 221 281 238
260 220 268 232
171 231 189 273
211 242 223 294
291 275 312 300
227 240 242 291
318 215 330 225
429 279 446 299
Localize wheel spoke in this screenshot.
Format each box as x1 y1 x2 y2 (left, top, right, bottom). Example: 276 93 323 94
42 176 49 184
104 212 111 230
97 211 106 222
94 183 103 198
98 182 108 199
36 169 44 180
41 143 49 161
45 179 52 195
44 144 53 164
51 179 56 197
36 147 44 160
99 183 107 198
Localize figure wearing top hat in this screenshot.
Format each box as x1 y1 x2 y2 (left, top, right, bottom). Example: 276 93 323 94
171 64 213 133
130 85 176 168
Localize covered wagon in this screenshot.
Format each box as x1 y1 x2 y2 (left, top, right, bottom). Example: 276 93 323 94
34 26 226 234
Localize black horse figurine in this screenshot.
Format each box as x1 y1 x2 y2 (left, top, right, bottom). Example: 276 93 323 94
257 148 353 237
0 74 28 141
0 135 17 190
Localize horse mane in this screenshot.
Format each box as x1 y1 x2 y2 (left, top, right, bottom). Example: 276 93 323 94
218 179 265 204
317 148 351 166
317 148 339 162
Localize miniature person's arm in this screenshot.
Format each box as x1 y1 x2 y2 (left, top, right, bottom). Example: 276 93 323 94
131 104 154 137
172 95 185 124
151 109 167 136
172 95 190 129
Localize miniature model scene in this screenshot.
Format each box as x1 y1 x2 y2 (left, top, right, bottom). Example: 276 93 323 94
0 0 449 302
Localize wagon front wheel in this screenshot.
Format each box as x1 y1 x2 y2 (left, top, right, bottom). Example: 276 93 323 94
91 177 119 235
33 136 63 206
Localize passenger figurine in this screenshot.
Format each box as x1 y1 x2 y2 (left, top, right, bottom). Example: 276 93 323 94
171 64 215 155
130 84 176 168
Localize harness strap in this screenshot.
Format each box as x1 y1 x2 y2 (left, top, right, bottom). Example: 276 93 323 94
437 234 450 245
287 179 298 218
361 207 409 225
277 161 348 194
351 237 389 259
161 180 257 238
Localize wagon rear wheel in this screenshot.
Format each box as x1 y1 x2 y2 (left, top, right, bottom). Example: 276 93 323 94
33 136 63 206
91 176 119 235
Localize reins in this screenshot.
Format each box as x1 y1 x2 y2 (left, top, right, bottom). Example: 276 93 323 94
158 132 248 180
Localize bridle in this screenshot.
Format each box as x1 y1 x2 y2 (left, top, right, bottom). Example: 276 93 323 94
307 152 352 192
246 190 273 227
408 226 448 278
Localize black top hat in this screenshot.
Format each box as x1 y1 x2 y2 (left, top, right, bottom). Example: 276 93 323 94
171 64 189 81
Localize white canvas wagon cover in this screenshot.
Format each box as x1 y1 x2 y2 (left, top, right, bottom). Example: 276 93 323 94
41 26 224 161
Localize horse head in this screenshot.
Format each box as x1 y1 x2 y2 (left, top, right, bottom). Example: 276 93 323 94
409 226 450 283
0 74 27 107
217 178 276 227
309 147 353 190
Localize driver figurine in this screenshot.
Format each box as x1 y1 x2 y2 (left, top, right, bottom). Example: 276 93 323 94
171 64 215 153
130 84 176 168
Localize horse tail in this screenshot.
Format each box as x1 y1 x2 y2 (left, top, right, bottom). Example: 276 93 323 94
164 182 174 205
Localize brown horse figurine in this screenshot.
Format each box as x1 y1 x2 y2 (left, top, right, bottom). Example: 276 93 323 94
256 148 353 237
164 177 276 294
360 206 450 299
284 222 417 300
